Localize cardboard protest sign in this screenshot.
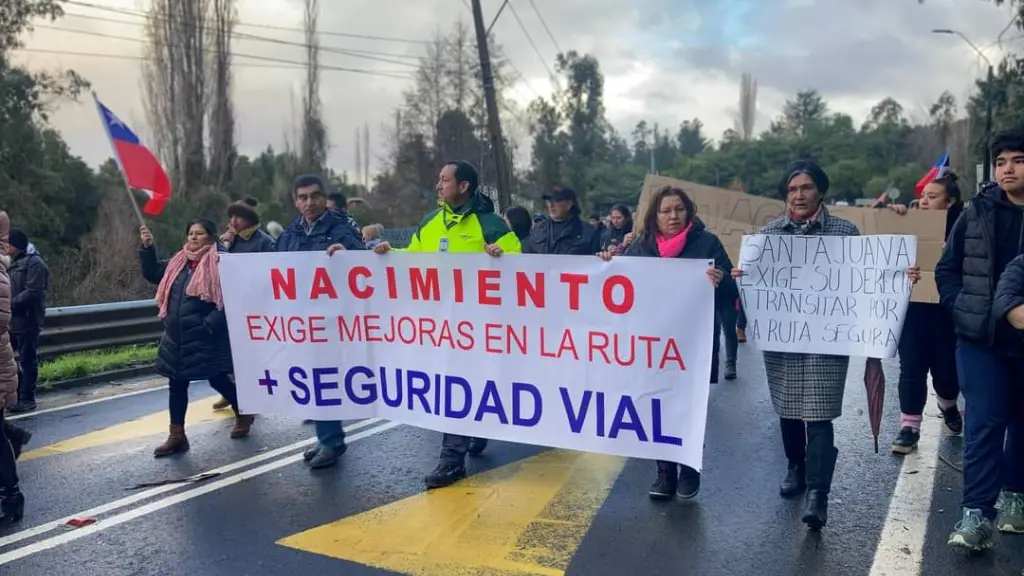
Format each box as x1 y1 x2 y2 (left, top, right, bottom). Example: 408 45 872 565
737 234 917 358
638 174 946 303
219 251 716 470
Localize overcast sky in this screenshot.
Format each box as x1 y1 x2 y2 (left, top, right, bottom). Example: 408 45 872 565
12 0 1021 178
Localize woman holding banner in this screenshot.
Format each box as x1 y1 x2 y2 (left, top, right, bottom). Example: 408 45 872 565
887 173 963 454
139 220 254 458
730 160 859 530
599 185 735 501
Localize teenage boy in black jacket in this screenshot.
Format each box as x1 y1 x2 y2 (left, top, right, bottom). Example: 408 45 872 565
935 126 1024 552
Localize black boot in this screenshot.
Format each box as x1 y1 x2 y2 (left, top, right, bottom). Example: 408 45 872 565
779 461 806 497
0 487 24 525
802 446 838 530
424 461 466 489
649 461 678 500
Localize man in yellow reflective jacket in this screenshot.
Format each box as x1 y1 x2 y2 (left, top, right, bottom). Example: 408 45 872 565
369 160 520 488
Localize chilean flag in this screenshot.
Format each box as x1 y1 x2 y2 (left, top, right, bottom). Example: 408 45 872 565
94 94 172 216
914 151 950 198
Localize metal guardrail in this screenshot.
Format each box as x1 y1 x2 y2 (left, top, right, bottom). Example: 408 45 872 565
36 230 419 360
39 300 163 359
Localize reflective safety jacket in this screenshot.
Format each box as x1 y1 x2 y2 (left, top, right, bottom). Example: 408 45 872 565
403 192 521 254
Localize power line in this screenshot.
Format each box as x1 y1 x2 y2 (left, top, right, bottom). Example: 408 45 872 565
496 49 541 99
61 11 423 62
63 0 432 44
16 47 412 76
505 0 556 79
28 26 413 78
526 0 561 55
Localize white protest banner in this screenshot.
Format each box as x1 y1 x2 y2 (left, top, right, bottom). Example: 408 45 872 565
219 252 716 469
737 234 917 358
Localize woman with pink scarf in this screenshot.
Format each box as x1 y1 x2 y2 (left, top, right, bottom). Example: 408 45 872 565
139 219 253 458
599 185 736 501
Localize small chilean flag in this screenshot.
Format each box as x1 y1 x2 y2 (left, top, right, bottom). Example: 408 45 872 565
93 94 172 216
914 151 950 198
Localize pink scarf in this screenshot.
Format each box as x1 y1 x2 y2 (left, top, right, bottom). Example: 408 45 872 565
656 223 693 258
155 243 223 319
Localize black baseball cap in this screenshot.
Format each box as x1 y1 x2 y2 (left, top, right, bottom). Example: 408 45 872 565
542 186 577 202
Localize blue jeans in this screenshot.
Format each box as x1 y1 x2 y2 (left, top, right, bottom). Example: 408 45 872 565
314 420 346 451
956 342 1024 519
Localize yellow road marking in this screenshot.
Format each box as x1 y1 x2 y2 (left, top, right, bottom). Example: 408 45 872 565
278 449 626 576
20 398 234 461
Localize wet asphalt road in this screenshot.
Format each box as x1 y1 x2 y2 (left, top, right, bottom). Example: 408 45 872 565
0 344 1021 576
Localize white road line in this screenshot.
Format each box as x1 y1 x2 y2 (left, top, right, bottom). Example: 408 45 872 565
7 385 170 421
869 382 946 576
0 417 384 550
0 419 401 565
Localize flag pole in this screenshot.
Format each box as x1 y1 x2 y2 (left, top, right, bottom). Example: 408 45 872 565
92 92 147 229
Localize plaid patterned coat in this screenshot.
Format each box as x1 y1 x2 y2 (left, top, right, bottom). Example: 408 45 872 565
758 207 860 421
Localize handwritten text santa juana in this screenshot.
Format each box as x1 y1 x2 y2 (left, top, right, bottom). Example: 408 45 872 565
244 264 686 371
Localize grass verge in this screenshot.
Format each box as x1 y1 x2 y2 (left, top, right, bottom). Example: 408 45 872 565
39 344 158 384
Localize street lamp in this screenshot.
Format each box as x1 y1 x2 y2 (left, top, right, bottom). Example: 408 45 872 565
933 28 994 182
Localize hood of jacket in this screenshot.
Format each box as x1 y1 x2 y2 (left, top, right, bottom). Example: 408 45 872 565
975 182 1024 211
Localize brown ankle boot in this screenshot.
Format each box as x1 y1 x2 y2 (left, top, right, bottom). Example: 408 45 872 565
154 425 189 458
212 397 231 410
231 415 255 439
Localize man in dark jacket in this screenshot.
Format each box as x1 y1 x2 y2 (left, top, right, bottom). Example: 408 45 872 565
222 198 276 254
276 174 366 469
521 187 602 255
935 126 1024 552
7 229 49 413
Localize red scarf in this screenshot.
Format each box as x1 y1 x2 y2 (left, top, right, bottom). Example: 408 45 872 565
656 223 693 258
155 243 223 319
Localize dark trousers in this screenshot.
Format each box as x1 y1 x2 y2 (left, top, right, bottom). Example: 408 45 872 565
897 303 959 415
719 305 738 365
168 374 238 425
0 411 17 489
957 342 1024 519
737 301 747 330
11 331 39 404
780 418 834 463
440 434 490 465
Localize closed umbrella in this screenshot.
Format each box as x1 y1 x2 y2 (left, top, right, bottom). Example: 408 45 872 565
864 358 886 453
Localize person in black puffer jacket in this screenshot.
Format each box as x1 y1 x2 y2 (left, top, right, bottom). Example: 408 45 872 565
935 126 1024 553
601 184 736 504
521 187 602 255
139 219 253 458
6 228 49 414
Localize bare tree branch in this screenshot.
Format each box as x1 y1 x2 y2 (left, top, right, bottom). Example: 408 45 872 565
299 0 327 172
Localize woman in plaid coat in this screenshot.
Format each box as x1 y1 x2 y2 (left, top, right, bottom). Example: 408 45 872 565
732 160 858 531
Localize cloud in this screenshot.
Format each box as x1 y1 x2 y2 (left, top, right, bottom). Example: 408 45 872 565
11 0 1022 178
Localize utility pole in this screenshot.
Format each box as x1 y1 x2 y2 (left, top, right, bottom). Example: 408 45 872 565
933 28 994 184
471 0 512 211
